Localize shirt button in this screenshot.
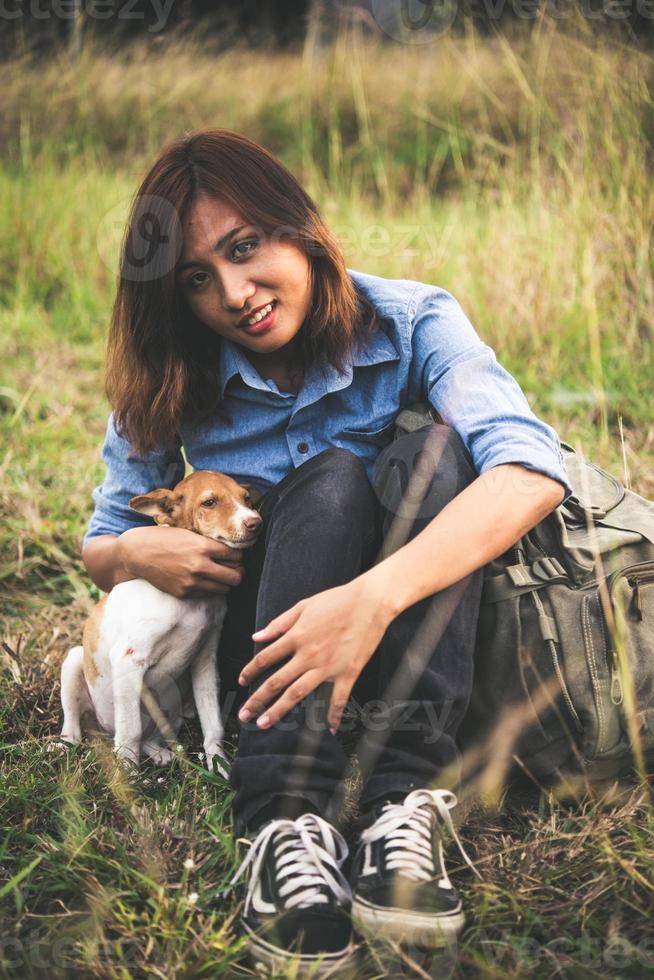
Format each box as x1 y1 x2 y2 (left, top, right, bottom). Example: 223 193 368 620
297 441 309 454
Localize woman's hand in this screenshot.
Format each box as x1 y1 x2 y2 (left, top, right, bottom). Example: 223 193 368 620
116 525 245 598
237 578 395 733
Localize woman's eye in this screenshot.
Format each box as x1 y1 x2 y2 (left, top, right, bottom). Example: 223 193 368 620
202 498 217 508
187 272 209 290
232 238 259 260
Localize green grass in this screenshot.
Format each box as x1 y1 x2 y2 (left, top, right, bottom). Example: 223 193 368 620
1 21 654 978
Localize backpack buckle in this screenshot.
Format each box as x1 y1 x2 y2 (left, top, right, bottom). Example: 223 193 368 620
531 557 567 581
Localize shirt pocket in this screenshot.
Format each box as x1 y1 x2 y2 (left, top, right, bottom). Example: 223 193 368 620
339 413 398 443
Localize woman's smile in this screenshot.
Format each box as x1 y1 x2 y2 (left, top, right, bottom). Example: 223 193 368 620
238 298 278 335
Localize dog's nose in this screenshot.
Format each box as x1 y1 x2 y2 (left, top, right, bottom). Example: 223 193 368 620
244 514 262 532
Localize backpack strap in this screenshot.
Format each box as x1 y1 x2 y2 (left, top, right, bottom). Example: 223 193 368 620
483 556 568 603
584 512 654 547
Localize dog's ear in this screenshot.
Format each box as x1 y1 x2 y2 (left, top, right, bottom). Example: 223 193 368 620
242 484 263 506
129 488 182 525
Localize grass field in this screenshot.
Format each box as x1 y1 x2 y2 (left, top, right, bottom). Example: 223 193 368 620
1 20 654 978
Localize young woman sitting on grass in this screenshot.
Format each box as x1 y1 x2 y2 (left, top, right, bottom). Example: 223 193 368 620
81 128 572 974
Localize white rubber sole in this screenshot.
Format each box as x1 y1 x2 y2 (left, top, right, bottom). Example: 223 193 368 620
351 895 465 947
243 921 358 979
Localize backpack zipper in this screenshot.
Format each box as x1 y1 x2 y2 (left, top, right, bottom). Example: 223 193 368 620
604 562 654 705
628 577 643 620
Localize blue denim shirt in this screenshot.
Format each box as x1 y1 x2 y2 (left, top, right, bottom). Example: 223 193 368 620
83 268 572 547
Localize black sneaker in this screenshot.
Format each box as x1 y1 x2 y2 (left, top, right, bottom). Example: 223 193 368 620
226 812 356 977
351 788 480 947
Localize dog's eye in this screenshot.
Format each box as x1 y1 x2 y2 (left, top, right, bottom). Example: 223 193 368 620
202 498 217 508
244 492 251 502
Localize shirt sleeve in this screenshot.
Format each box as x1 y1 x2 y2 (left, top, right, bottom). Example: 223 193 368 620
82 413 186 549
408 286 573 505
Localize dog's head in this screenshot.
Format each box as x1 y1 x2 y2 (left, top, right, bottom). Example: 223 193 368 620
129 471 263 549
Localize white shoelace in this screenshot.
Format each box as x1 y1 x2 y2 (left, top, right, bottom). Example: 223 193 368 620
227 813 353 915
360 788 482 885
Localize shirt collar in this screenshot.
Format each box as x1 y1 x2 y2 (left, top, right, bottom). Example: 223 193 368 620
217 316 400 400
218 338 266 397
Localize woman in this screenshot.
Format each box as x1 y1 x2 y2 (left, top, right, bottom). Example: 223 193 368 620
82 129 571 974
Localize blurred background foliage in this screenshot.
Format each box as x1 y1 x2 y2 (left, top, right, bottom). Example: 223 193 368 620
4 0 654 59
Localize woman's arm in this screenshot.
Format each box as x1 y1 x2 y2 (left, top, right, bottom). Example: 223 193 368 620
236 463 563 730
359 462 564 619
83 534 135 593
83 526 245 597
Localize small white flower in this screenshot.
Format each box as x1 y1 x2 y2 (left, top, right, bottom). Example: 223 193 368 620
175 744 183 753
187 892 199 906
157 776 164 784
183 858 195 871
142 778 151 786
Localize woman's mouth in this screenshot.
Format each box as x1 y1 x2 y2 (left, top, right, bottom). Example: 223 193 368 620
240 300 278 336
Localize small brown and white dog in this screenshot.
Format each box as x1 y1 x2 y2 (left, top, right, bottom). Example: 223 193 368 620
59 471 262 770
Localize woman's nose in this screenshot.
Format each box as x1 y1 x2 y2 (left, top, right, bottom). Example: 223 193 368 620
220 266 255 313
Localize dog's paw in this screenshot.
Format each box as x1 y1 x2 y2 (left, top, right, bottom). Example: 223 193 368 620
205 743 229 776
142 740 175 766
114 744 140 768
58 730 82 747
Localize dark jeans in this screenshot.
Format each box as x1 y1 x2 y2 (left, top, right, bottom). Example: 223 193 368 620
218 424 484 835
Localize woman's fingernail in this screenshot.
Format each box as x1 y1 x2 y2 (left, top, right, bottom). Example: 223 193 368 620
238 675 246 686
329 727 337 736
257 714 271 729
239 708 251 722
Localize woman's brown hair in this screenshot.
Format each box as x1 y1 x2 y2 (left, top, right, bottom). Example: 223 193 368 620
106 128 379 457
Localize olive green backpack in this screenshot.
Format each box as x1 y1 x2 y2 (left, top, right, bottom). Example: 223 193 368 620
393 403 654 784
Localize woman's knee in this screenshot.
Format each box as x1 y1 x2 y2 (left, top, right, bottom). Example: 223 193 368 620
277 447 375 521
372 423 476 520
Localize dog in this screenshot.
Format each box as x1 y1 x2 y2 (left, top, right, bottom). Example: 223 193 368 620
59 470 263 771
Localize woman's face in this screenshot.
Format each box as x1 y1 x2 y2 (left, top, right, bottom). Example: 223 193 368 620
176 194 312 363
